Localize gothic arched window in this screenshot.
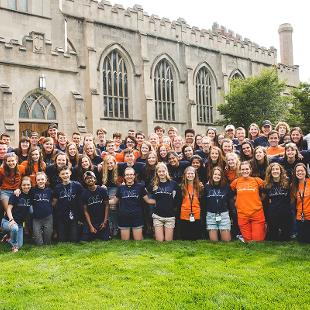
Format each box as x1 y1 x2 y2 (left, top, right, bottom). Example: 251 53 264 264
19 92 56 120
154 59 175 121
196 67 213 124
103 50 129 119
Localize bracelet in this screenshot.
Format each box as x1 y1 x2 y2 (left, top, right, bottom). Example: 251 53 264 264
9 218 14 222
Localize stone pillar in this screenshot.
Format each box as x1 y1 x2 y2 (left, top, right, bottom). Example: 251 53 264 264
278 23 294 66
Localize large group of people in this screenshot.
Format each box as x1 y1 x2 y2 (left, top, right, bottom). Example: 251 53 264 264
0 120 310 252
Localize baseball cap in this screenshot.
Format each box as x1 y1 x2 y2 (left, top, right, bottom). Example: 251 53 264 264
262 120 272 127
83 171 96 180
225 125 235 131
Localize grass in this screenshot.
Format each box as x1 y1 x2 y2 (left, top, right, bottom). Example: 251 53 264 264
0 240 310 309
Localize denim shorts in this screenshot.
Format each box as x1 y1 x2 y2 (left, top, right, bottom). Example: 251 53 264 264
0 189 14 201
206 211 231 231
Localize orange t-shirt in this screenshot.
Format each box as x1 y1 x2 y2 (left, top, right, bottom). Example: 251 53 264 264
21 161 46 186
266 146 284 157
180 184 200 221
230 177 264 218
0 165 26 190
296 179 310 221
225 169 237 183
115 150 140 163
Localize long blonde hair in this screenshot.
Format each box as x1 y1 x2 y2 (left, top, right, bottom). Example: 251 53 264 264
152 162 171 191
102 155 119 186
264 162 289 190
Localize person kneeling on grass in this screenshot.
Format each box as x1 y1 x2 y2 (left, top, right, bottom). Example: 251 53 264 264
230 161 266 242
81 171 110 241
151 163 182 242
202 167 232 242
109 167 155 241
53 166 84 243
32 172 53 246
1 176 32 252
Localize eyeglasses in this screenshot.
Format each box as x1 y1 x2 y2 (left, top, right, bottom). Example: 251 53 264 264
124 174 135 177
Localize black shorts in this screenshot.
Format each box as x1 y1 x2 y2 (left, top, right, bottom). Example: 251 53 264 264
118 214 144 229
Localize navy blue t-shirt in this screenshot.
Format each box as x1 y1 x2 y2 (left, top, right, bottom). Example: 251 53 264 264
194 150 209 164
202 184 232 214
7 193 31 225
117 162 145 179
81 186 109 224
254 136 269 148
265 184 290 214
116 183 147 218
167 161 190 185
54 181 84 220
152 180 181 217
31 187 53 219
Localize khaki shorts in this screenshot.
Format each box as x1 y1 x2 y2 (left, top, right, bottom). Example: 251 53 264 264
152 213 175 229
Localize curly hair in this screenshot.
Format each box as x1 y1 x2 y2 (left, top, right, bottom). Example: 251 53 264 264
264 162 289 190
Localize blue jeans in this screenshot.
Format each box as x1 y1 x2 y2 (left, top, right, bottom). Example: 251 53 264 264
1 218 23 248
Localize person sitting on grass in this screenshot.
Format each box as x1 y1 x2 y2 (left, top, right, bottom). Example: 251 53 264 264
109 167 155 241
1 176 32 252
53 166 84 243
202 167 232 242
32 172 53 246
81 171 110 241
151 163 181 242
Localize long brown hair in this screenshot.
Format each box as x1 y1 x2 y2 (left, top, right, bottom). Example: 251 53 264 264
3 152 19 177
181 166 201 197
264 162 289 190
207 146 224 179
209 166 227 187
26 146 46 175
291 163 309 200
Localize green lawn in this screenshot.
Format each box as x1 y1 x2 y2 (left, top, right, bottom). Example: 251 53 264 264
1 240 309 309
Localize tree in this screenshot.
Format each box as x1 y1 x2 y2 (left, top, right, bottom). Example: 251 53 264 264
217 68 288 129
285 82 310 134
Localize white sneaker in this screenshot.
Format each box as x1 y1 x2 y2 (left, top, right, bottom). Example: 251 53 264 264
236 235 245 243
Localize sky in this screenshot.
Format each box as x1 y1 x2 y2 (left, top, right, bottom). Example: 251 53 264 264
117 0 310 82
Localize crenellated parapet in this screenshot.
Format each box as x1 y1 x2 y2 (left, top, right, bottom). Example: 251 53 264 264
61 0 277 65
0 32 78 72
277 63 299 87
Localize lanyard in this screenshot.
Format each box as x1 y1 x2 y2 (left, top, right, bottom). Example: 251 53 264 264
298 180 307 222
187 188 195 214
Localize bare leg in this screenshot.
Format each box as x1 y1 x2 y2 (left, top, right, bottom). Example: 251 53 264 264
164 227 174 241
132 228 143 241
220 230 231 242
120 229 130 240
154 226 164 241
209 230 219 241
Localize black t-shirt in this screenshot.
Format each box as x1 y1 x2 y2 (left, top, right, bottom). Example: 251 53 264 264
265 184 290 214
81 186 109 224
202 184 232 214
167 161 190 185
116 183 147 218
7 192 31 225
54 181 84 220
91 155 102 166
31 187 53 219
152 180 181 217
